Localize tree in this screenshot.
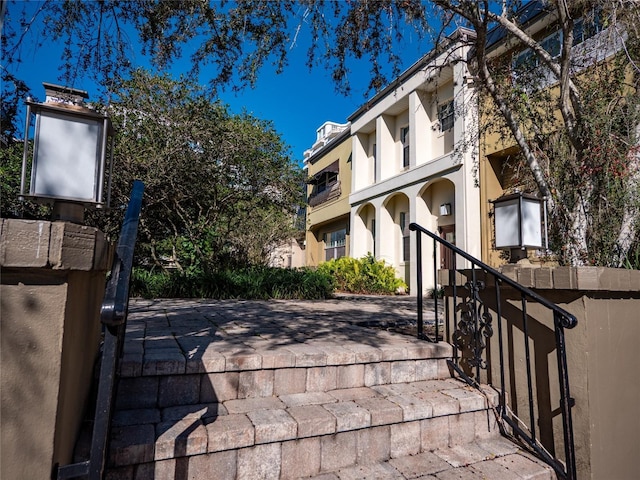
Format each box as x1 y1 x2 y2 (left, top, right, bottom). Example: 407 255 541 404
428 0 640 266
93 69 304 271
2 0 639 267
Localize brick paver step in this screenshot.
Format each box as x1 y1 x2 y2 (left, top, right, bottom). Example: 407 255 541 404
307 438 555 480
109 378 501 469
106 434 554 480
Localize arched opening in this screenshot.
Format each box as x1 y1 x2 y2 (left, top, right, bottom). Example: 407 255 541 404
409 179 457 293
354 203 376 259
381 193 411 283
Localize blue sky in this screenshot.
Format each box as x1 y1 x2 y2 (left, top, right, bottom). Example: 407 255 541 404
4 1 433 165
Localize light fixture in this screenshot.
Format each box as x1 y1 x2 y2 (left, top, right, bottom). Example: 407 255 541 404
20 83 114 223
491 192 543 262
439 203 452 216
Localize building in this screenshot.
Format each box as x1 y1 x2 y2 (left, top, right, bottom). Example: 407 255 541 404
304 121 352 266
347 28 481 293
478 1 628 266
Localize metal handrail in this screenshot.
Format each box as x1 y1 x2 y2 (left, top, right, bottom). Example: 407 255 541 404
409 222 577 480
56 180 144 480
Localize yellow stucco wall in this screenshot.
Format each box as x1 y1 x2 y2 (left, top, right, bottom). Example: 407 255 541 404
305 134 353 267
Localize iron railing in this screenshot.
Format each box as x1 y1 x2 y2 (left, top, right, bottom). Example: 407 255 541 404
409 222 577 480
56 180 144 480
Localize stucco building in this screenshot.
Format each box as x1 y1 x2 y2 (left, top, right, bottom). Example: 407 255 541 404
347 28 481 293
304 121 352 267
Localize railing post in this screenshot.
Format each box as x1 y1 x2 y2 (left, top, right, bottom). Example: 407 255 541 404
415 227 424 339
433 236 439 342
555 312 577 480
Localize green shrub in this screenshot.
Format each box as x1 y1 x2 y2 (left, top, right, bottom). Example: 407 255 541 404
317 254 407 295
130 266 334 300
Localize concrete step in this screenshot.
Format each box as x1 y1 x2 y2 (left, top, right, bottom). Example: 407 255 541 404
106 378 504 477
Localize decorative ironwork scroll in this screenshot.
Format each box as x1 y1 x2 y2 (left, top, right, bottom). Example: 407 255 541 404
452 280 493 375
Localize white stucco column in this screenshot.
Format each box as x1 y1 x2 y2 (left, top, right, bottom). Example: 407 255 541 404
452 56 481 262
410 90 430 167
352 132 370 191
378 115 395 181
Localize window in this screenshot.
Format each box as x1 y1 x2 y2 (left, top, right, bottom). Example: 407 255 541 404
324 229 346 261
513 30 561 72
316 171 338 193
400 126 410 167
540 30 561 58
372 143 377 182
438 101 454 132
573 10 603 45
371 219 376 257
308 160 341 207
400 212 410 262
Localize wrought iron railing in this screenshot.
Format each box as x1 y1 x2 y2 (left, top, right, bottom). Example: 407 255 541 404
56 180 144 480
409 222 577 480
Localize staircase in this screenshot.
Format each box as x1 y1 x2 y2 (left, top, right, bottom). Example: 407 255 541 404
104 298 554 479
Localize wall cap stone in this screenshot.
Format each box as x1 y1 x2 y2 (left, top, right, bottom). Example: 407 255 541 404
1 218 112 271
439 265 640 293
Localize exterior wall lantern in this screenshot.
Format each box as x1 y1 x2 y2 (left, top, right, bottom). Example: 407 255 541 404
439 203 452 216
20 83 114 223
491 192 544 262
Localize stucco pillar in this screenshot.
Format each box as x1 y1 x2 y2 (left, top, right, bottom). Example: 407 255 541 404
410 90 430 167
1 218 111 480
378 114 395 181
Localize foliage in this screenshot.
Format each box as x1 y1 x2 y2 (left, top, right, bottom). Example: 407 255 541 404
1 0 429 114
86 69 304 271
0 139 50 219
3 0 640 268
317 254 408 295
430 0 640 267
130 266 334 300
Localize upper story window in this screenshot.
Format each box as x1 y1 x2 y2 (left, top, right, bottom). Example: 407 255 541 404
372 142 377 181
573 10 604 45
308 160 341 207
438 101 454 132
513 11 604 74
400 126 410 168
514 30 561 72
317 171 338 193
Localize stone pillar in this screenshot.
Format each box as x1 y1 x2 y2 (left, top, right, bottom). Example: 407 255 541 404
1 218 111 480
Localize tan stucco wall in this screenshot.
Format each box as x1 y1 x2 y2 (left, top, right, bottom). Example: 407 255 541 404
441 266 640 479
306 134 353 267
1 219 110 480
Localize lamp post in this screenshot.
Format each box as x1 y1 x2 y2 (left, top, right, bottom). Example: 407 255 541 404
491 192 544 263
20 83 114 223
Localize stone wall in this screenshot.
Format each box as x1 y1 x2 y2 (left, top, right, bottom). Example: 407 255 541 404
1 219 111 479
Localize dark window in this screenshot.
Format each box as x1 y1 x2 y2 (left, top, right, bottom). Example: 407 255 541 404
513 30 561 72
317 171 338 193
371 219 376 257
573 10 603 45
401 126 410 168
438 101 454 131
400 212 410 262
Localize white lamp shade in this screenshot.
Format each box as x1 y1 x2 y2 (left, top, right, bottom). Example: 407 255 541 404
494 194 542 249
31 109 103 202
